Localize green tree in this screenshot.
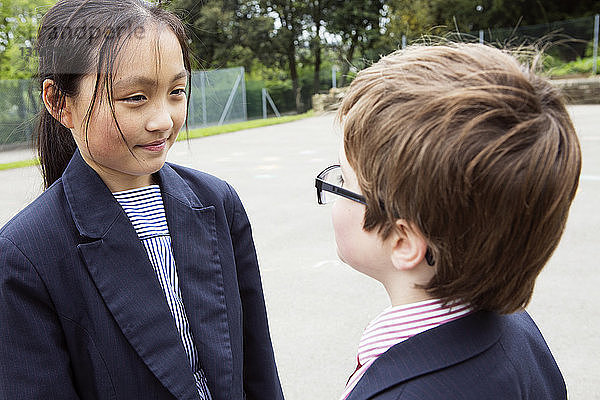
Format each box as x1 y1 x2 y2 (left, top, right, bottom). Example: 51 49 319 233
170 0 236 69
327 0 385 86
1 0 52 79
260 0 310 112
168 0 270 71
384 0 435 39
366 0 436 57
307 0 335 94
429 0 599 31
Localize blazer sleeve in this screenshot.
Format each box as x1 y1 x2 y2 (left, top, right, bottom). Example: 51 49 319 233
0 237 81 399
226 185 284 400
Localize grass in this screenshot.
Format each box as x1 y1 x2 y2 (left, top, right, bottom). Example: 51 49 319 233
0 112 314 171
179 111 313 140
0 158 39 171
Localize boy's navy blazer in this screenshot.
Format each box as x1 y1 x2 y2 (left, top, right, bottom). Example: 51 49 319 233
0 150 284 400
346 310 566 400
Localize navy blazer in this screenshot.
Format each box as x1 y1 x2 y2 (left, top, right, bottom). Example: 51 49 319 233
0 150 284 400
346 310 566 400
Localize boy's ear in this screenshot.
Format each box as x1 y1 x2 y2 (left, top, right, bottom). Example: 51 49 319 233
389 219 429 271
42 79 74 129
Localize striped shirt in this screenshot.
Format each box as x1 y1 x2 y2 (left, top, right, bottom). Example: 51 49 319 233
113 185 212 400
341 298 473 400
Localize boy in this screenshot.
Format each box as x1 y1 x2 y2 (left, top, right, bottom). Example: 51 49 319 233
315 43 580 399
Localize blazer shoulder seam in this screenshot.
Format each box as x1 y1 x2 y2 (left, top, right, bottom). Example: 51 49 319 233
0 236 58 312
496 338 526 394
0 236 41 276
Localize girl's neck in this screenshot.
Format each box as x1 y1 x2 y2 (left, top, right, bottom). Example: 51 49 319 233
105 175 155 193
98 167 155 193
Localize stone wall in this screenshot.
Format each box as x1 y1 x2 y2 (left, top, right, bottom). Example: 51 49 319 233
312 77 600 112
311 88 346 113
550 77 600 105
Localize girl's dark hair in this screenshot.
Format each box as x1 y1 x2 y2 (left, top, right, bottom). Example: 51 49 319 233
35 0 192 188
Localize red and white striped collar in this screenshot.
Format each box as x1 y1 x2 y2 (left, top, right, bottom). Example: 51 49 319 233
341 298 473 400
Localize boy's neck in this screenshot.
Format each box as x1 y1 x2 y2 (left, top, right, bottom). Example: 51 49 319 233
381 268 435 307
385 287 434 307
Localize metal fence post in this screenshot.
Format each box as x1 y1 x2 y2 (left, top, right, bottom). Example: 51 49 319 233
402 34 406 49
479 30 484 43
240 67 247 122
593 14 599 75
188 73 195 128
265 89 281 118
200 71 207 126
218 70 243 126
262 88 267 119
261 88 281 119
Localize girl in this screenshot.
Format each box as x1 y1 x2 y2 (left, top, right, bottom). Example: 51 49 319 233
0 1 284 399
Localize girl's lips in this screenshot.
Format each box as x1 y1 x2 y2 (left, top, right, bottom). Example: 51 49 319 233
139 139 167 152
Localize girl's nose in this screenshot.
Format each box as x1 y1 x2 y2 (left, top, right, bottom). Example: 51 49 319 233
146 105 174 133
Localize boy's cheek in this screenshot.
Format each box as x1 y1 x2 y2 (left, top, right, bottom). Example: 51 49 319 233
331 200 363 268
331 202 349 261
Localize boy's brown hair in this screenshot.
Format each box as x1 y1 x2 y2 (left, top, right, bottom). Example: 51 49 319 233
338 43 581 314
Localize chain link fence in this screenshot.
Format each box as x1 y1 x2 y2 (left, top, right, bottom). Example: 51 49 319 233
0 66 248 150
0 79 39 149
188 67 247 129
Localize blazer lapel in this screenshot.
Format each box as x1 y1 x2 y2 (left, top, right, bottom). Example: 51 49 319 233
63 151 199 400
157 164 233 400
346 311 502 400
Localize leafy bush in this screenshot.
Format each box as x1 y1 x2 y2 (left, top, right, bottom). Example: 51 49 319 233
546 56 600 77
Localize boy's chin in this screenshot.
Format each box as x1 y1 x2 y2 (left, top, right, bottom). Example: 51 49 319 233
336 247 362 271
335 247 344 263
336 248 356 269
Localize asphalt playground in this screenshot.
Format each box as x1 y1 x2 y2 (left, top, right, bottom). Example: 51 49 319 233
0 106 598 399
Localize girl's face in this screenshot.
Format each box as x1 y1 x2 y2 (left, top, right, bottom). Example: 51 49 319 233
67 26 188 192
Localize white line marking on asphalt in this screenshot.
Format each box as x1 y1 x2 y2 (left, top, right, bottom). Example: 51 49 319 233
581 175 600 181
312 260 344 269
255 164 279 171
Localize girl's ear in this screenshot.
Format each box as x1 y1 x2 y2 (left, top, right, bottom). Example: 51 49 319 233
42 79 74 129
389 219 429 271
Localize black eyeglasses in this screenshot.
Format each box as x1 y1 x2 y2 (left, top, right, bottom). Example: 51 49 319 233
315 164 435 266
315 165 366 205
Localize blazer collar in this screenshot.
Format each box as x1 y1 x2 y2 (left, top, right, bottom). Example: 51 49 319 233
62 150 203 239
346 311 503 400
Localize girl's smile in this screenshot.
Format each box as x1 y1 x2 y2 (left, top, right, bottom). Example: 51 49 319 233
138 138 169 152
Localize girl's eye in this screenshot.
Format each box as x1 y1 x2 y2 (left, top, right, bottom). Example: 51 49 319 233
171 88 186 96
123 94 146 103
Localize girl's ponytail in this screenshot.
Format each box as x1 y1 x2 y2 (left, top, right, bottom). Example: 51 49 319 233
36 106 77 189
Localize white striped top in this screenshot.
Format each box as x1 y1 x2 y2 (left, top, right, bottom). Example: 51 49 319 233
341 298 473 400
113 185 212 400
